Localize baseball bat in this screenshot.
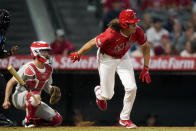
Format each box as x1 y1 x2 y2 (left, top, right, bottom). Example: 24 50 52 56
7 65 41 103
7 65 25 86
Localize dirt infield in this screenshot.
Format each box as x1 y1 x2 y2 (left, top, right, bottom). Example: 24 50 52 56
0 126 195 131
0 126 196 131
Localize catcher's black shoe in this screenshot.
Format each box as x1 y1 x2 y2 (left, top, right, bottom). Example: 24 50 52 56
22 118 36 128
24 122 36 128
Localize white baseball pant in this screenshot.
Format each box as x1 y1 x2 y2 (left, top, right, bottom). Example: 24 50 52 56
96 49 137 120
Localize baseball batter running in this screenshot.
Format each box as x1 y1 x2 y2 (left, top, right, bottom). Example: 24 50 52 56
70 9 151 128
2 41 62 128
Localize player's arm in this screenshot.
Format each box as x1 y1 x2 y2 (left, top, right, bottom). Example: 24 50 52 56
139 41 151 84
2 77 17 109
3 65 26 109
43 80 61 105
141 41 150 67
43 76 61 105
70 38 96 62
43 76 53 94
77 38 96 56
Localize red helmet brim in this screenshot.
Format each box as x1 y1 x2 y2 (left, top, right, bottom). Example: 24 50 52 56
127 19 140 23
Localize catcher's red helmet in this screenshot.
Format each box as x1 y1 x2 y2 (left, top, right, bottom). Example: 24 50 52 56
119 9 140 29
30 41 51 63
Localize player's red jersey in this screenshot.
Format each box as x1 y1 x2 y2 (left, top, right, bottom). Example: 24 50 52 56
96 26 147 58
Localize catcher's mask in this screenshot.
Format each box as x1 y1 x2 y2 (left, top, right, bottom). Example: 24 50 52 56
30 41 52 64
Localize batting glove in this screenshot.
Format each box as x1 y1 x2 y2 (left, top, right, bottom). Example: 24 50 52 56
70 52 80 62
139 66 151 84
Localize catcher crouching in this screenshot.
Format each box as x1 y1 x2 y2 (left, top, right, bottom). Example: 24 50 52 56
2 41 62 128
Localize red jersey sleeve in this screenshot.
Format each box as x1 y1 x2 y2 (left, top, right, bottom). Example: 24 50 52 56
135 26 147 45
95 28 112 48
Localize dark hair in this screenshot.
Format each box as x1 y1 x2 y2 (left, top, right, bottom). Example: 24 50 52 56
108 18 123 31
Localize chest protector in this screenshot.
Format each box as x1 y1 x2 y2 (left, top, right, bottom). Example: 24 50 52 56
26 63 52 92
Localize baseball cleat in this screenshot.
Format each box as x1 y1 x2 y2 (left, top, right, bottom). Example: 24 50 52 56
119 119 137 129
95 97 107 111
94 86 107 111
24 122 36 128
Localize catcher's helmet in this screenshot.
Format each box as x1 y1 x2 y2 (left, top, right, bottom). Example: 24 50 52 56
30 41 51 63
119 9 140 29
0 9 10 31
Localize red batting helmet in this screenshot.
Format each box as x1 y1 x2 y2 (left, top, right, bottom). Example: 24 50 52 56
119 9 140 29
30 41 51 63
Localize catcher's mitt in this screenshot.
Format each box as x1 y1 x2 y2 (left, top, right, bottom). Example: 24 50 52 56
49 86 61 105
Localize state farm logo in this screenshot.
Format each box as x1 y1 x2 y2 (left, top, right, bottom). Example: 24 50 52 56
0 56 31 69
51 57 59 68
130 57 195 70
58 56 97 69
0 56 195 70
149 57 195 70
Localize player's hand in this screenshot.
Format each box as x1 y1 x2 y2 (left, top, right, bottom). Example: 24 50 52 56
139 66 151 84
2 101 11 109
70 52 80 62
10 45 19 55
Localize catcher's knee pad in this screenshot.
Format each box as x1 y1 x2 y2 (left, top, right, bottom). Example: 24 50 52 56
49 111 63 126
26 91 41 106
25 92 41 122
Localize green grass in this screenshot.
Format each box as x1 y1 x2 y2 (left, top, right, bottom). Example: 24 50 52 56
0 127 196 131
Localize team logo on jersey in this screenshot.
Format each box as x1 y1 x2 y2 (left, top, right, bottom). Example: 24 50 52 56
113 42 130 53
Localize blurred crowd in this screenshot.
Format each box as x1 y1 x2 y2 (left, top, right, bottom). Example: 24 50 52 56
50 29 75 56
88 0 196 57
